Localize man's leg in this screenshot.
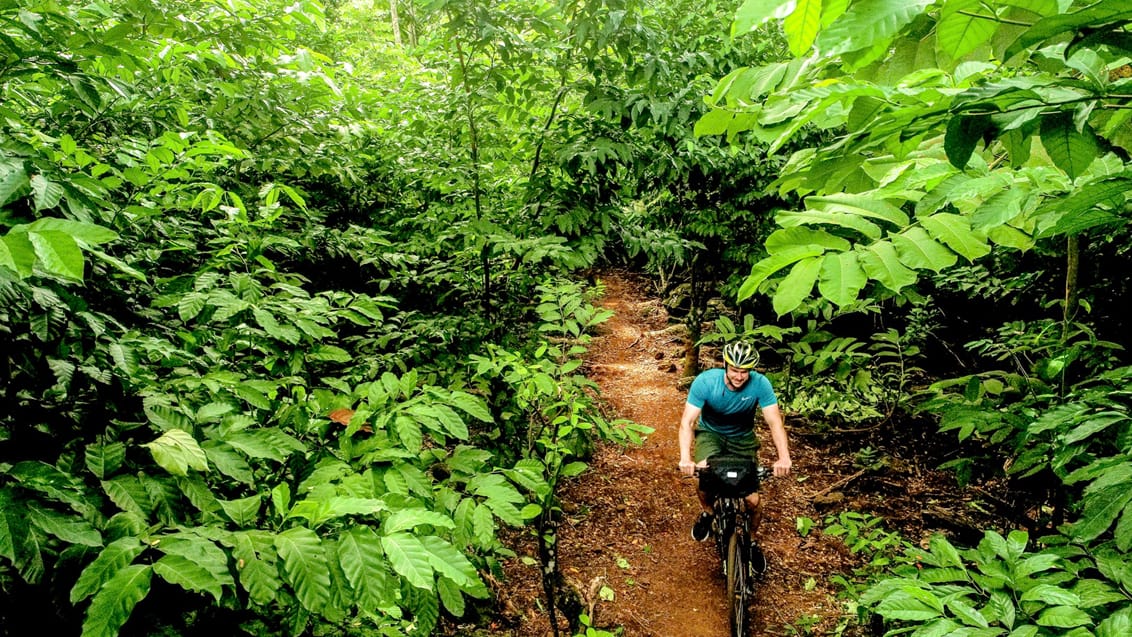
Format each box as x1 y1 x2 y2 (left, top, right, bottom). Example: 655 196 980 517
691 430 723 541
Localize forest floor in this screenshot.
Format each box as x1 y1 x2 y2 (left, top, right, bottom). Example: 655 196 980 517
482 270 1015 637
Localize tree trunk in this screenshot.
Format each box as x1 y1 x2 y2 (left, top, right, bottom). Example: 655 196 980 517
389 0 402 47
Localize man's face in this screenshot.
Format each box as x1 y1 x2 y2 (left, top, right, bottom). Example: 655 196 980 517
724 365 750 390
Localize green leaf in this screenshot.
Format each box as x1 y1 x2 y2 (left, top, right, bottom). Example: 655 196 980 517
807 193 910 227
1040 112 1097 180
732 0 792 37
738 244 826 301
29 230 84 280
766 227 852 254
1 230 36 277
80 564 152 637
971 188 1026 230
394 414 423 452
1005 0 1132 59
1097 605 1132 637
218 495 261 527
778 210 884 240
27 218 117 245
947 597 988 628
1035 605 1093 628
143 429 209 476
1020 584 1080 607
875 588 944 620
818 251 868 306
28 508 102 547
0 161 29 206
338 526 393 611
890 227 959 272
928 534 963 568
71 537 146 604
274 527 331 613
860 241 917 292
920 214 990 261
153 554 224 602
447 391 493 422
814 0 933 58
29 174 64 211
936 0 998 60
945 114 992 169
784 0 822 56
85 442 126 480
437 576 466 617
420 535 488 598
232 532 279 606
381 532 433 590
383 509 456 535
1071 485 1132 542
773 256 822 316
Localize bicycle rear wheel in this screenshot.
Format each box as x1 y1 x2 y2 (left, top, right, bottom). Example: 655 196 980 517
726 531 747 637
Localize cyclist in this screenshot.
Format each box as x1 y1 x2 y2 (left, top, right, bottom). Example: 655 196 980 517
678 340 792 573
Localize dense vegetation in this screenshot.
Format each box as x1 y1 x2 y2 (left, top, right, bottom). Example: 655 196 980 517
2 0 1132 635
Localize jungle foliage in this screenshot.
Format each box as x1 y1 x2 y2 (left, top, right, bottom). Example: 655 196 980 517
697 0 1132 635
5 0 1132 635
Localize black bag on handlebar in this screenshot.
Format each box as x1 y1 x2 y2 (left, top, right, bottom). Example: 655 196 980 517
699 455 760 498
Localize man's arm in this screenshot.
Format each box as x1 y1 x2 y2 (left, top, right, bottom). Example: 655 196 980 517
762 404 791 476
678 402 702 476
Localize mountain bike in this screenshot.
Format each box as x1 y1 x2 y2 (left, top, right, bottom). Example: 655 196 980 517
695 456 771 637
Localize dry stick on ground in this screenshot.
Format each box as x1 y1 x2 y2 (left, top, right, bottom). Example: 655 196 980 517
810 467 870 500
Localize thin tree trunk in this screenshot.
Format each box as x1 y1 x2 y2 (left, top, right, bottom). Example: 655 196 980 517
1063 234 1080 336
389 0 402 47
451 33 492 321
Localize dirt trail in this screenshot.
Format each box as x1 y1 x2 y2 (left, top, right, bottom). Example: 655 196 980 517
497 271 854 636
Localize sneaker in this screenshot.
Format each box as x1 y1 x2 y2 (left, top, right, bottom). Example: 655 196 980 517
749 543 767 576
691 512 712 542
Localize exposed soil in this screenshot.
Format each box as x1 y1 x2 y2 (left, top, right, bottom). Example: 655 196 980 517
487 270 1014 636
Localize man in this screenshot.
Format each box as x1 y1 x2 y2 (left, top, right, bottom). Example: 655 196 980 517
678 340 792 573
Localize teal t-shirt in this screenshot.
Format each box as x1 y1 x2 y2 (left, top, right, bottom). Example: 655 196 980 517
687 368 777 439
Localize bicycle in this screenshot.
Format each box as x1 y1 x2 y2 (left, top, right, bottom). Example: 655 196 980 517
694 456 771 637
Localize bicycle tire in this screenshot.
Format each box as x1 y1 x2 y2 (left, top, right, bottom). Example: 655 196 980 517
726 531 747 637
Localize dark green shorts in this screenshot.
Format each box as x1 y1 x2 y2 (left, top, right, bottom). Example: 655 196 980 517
693 429 760 463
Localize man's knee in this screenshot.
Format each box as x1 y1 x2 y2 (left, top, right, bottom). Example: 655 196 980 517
744 492 761 509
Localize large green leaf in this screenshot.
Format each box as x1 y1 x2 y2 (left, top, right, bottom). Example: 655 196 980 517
28 230 84 280
813 0 933 58
971 187 1027 230
1097 605 1132 637
1035 605 1093 628
153 554 224 602
232 532 279 606
773 256 822 316
381 532 433 590
783 0 822 56
0 230 36 277
944 114 992 169
85 442 126 480
155 533 235 590
337 526 393 612
27 218 118 245
1005 0 1132 59
920 214 990 261
732 0 792 37
807 192 910 227
737 244 826 301
446 390 493 423
778 210 884 240
936 0 998 60
382 509 456 535
275 527 332 613
419 535 487 596
1071 484 1132 542
70 537 146 604
80 564 152 637
890 227 958 272
1040 112 1097 180
143 429 209 476
818 250 867 306
28 508 102 547
860 241 917 292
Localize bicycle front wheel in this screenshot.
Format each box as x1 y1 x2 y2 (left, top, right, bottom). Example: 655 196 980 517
726 531 747 637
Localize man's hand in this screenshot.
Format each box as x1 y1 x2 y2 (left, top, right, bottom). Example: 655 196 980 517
679 459 707 477
772 457 792 477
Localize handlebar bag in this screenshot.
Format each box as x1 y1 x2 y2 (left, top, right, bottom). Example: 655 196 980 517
700 455 760 497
